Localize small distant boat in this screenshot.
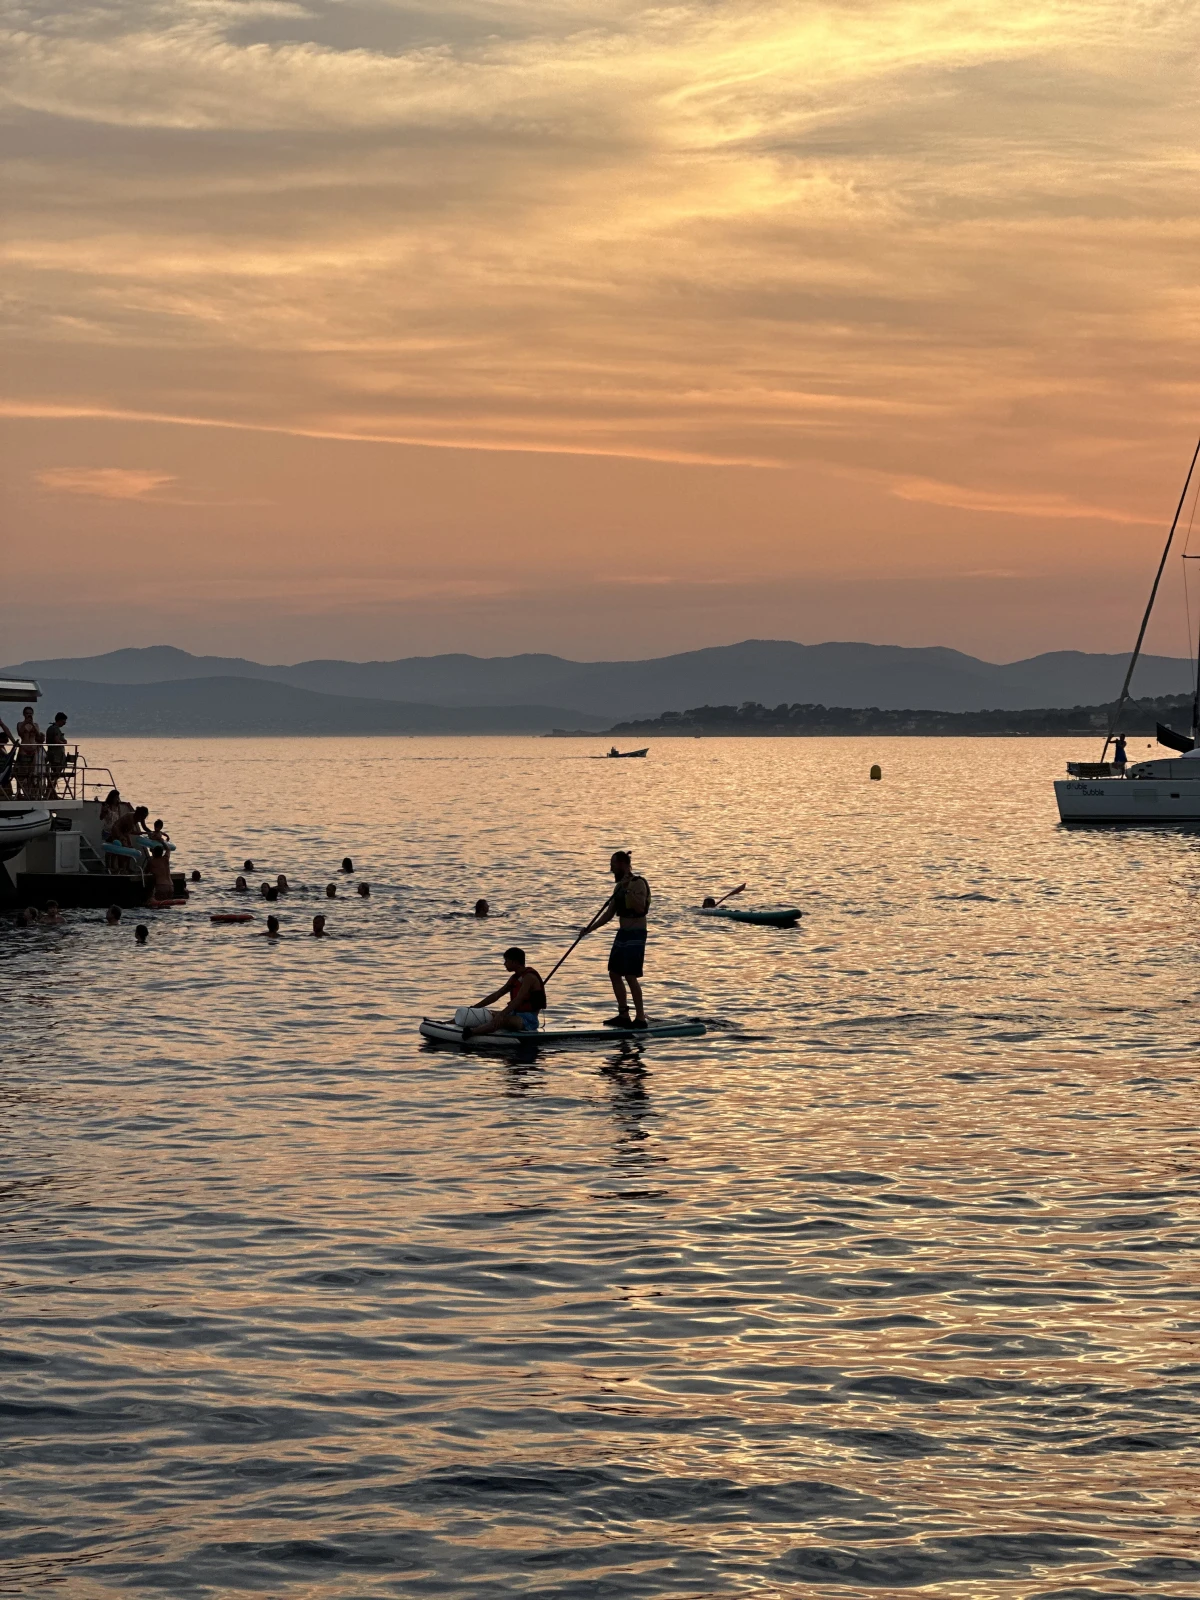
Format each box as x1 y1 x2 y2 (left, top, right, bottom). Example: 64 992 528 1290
596 747 648 759
699 905 802 927
419 1017 705 1047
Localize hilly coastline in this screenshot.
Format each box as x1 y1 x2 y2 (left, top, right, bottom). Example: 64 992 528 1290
26 678 610 737
4 639 1192 731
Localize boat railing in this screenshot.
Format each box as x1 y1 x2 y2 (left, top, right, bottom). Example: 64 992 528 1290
5 746 117 803
1066 761 1118 778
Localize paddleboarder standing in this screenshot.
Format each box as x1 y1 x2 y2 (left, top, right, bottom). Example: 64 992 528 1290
581 850 650 1028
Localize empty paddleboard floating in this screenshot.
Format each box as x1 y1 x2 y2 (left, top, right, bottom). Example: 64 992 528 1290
698 906 801 927
419 1018 706 1047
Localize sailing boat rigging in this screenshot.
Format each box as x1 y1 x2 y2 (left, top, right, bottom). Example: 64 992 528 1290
1055 436 1200 823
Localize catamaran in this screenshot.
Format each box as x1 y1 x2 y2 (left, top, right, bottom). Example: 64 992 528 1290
1055 438 1200 823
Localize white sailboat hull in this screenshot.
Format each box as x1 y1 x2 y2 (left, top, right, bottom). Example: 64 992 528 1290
1055 778 1200 823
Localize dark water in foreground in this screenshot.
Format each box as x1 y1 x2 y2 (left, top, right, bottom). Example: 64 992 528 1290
2 737 1198 1598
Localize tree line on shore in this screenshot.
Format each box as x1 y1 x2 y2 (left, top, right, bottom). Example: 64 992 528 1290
606 693 1197 738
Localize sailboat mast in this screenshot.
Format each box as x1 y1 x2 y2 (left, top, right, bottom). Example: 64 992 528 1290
1102 436 1200 760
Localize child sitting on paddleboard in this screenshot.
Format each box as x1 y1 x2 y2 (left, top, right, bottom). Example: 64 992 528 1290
463 947 546 1039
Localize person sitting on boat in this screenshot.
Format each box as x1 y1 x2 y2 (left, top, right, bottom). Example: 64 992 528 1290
580 850 650 1029
462 947 546 1038
609 746 620 757
100 790 122 839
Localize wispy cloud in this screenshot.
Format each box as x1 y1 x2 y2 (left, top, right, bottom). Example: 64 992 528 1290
36 466 176 500
890 476 1159 526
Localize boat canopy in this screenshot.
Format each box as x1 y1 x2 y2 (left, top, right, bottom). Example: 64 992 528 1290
0 678 40 704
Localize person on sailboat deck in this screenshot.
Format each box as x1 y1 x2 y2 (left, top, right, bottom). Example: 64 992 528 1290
1113 736 1128 771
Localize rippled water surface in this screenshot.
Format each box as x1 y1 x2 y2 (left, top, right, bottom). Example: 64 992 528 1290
3 737 1199 1598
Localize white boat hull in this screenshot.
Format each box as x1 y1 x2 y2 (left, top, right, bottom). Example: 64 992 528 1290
1055 778 1200 823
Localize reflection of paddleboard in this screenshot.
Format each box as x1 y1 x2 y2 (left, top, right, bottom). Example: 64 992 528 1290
699 906 801 927
419 1017 705 1047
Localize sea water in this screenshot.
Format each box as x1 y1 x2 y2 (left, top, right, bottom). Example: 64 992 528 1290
1 736 1197 1597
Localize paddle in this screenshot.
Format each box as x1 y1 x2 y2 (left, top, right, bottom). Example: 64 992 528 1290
713 882 746 908
543 892 614 986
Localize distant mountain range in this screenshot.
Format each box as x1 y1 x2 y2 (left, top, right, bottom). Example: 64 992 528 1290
4 641 1194 730
20 678 609 737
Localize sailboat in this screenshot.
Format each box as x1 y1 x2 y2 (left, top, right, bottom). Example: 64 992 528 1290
1055 437 1200 822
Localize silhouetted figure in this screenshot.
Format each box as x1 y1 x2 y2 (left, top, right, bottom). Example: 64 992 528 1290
243 859 255 872
134 924 149 945
474 898 489 918
325 883 337 898
702 897 717 908
276 874 289 894
357 882 370 898
262 915 281 939
235 876 248 891
311 915 327 937
191 869 201 883
341 857 354 873
106 904 122 925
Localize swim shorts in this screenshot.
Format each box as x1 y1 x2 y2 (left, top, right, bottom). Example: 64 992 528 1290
512 1011 540 1032
608 926 646 977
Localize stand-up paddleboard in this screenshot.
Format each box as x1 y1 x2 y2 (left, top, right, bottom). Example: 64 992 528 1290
699 906 801 927
420 1017 706 1047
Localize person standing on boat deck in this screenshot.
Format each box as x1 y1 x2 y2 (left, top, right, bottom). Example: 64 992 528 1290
581 850 650 1029
45 713 68 795
0 715 14 797
1113 735 1128 771
15 708 42 797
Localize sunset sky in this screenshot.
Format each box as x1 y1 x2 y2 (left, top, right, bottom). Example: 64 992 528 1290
4 0 1199 663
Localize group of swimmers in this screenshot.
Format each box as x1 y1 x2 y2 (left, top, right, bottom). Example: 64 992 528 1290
227 854 367 939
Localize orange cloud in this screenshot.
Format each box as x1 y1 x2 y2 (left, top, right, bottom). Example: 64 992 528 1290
890 476 1158 527
36 467 176 500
